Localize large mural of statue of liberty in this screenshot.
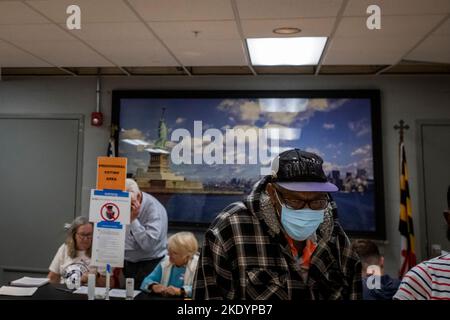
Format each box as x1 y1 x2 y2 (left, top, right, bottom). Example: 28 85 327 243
117 96 380 235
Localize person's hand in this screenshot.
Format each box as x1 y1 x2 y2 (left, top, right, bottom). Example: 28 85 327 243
131 204 140 221
151 284 166 294
130 193 141 221
80 272 89 285
164 286 182 296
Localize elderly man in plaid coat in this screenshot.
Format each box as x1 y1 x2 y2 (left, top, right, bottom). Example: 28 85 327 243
193 149 362 300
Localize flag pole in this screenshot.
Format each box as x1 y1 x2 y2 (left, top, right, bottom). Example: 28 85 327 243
394 120 416 278
394 120 409 199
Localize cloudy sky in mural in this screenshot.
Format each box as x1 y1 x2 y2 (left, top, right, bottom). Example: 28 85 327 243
119 98 374 182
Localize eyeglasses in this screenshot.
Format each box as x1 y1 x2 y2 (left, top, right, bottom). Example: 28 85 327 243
76 233 93 240
275 190 329 210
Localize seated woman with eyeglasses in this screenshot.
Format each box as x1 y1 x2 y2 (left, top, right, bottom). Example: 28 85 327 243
47 216 119 287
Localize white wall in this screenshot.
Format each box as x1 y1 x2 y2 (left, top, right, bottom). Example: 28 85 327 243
1 74 450 277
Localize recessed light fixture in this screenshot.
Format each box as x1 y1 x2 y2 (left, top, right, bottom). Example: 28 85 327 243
273 27 301 35
246 37 327 66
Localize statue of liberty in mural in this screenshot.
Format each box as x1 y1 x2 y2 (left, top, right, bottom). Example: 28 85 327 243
154 108 168 150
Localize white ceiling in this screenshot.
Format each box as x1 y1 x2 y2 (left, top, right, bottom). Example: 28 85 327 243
0 0 449 71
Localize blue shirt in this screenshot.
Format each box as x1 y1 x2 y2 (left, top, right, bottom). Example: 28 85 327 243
362 274 400 300
140 262 192 297
125 192 168 262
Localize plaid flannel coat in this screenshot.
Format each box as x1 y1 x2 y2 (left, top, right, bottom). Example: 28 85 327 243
193 176 362 300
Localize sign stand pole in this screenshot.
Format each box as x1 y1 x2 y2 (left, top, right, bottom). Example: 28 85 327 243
105 263 111 300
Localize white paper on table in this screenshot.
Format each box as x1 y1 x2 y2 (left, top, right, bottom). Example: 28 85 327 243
73 286 106 296
109 288 141 299
74 286 140 299
10 277 49 287
0 286 38 296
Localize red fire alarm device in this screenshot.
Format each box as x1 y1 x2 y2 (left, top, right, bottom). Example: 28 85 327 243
91 112 103 126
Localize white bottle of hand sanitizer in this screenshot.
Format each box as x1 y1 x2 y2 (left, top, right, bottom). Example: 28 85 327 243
88 273 96 300
126 278 134 300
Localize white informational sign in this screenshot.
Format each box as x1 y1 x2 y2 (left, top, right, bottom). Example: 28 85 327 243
91 221 126 268
89 189 131 268
89 189 131 225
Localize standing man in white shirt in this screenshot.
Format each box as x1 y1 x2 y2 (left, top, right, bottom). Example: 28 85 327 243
124 179 168 289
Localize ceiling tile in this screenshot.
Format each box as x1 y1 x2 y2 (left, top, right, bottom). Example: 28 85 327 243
432 18 450 35
164 39 247 66
11 40 113 66
0 23 74 42
241 17 336 37
324 37 418 64
325 15 445 64
406 35 450 63
0 0 448 69
236 0 343 19
149 21 240 40
74 22 157 41
0 1 48 24
88 40 178 66
345 0 450 16
73 22 177 66
25 0 139 23
0 40 50 67
128 0 234 21
334 15 445 37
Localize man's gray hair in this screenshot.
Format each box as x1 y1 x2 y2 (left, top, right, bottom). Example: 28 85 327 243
126 178 140 195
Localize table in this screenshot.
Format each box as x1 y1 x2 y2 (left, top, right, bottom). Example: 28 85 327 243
0 283 182 300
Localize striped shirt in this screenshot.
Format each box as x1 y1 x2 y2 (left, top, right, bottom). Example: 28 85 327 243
394 253 450 300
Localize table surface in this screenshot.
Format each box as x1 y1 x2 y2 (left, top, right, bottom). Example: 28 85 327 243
0 283 182 300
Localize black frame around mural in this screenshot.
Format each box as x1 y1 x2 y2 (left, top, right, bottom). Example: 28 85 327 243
112 90 385 240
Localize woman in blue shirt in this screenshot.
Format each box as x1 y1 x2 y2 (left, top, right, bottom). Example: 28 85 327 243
140 232 199 298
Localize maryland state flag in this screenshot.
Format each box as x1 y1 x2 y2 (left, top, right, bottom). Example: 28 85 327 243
399 141 416 278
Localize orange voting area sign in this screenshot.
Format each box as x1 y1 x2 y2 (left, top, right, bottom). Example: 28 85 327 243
96 157 127 191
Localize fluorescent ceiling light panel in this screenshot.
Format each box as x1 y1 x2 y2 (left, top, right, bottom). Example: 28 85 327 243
247 37 327 66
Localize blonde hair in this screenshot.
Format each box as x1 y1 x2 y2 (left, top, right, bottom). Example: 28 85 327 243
65 216 92 259
168 232 198 258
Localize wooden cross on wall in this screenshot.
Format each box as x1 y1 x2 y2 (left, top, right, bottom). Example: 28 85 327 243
394 120 409 143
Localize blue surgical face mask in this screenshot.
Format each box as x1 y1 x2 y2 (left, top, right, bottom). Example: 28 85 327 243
274 192 325 241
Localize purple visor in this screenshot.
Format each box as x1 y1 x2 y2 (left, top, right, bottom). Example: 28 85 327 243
276 181 339 192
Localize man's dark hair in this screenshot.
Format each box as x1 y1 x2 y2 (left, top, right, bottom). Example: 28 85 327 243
352 239 381 266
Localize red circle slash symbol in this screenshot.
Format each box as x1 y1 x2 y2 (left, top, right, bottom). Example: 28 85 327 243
100 203 120 221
